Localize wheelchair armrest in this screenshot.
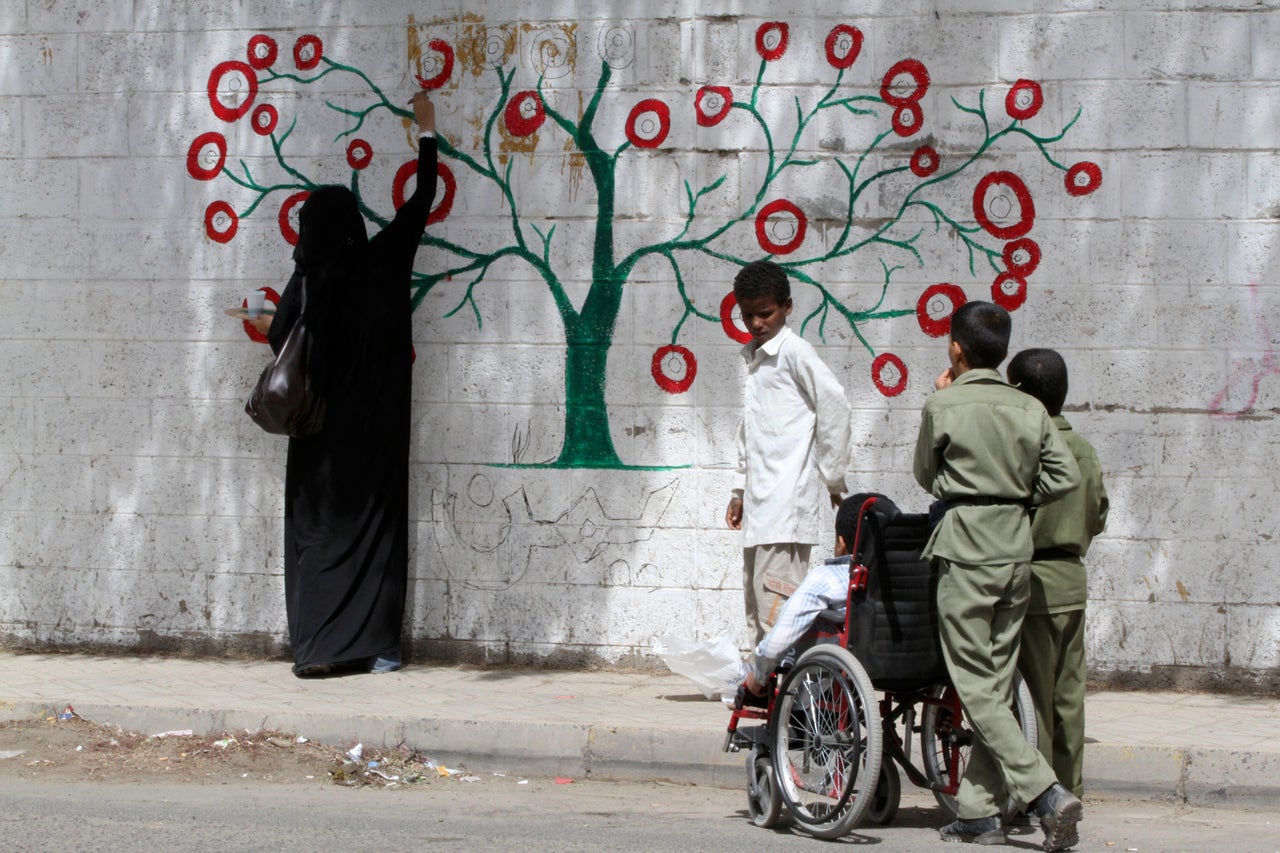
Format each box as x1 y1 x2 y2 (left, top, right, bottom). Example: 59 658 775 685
817 607 846 626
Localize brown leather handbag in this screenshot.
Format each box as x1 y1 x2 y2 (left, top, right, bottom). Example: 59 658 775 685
245 280 326 437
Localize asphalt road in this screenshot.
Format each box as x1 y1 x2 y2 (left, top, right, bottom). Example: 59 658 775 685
1 777 1277 852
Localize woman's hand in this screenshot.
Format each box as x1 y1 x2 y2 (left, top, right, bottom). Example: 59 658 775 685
410 90 435 134
249 313 273 337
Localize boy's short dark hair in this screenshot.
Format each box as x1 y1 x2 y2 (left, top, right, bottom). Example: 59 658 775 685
835 495 862 551
949 301 1010 369
1008 348 1069 416
733 260 790 305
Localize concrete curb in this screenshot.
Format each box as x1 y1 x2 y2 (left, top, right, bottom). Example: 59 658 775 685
2 699 742 786
7 697 1278 807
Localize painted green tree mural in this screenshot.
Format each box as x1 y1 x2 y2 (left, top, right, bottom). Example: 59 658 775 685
190 20 1101 468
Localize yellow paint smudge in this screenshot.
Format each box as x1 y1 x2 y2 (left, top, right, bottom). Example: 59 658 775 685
520 22 578 78
563 92 586 202
457 21 516 78
1175 580 1191 602
406 13 464 91
497 121 539 158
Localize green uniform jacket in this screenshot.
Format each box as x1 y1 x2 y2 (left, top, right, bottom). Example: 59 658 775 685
913 368 1080 565
1027 415 1109 614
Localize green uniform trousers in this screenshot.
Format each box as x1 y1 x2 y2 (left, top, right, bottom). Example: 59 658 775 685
937 558 1058 818
1018 609 1086 798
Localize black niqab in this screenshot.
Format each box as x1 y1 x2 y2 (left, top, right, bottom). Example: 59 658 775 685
267 141 438 674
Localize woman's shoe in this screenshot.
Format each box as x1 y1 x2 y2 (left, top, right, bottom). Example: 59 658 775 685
369 651 402 673
294 663 333 678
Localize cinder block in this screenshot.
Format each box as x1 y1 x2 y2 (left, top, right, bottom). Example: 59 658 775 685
133 1 241 31
205 568 287 635
1227 222 1280 286
577 0 695 20
24 0 133 34
22 512 154 573
0 158 76 218
627 527 700 588
79 32 186 93
0 35 77 96
873 15 1001 88
23 94 129 157
1101 219 1230 288
1088 346 1232 411
151 400 252 458
32 398 151 457
1125 11 1251 81
1252 10 1280 79
694 586 750 646
1245 152 1280 220
1086 598 1227 671
1225 604 1280 670
573 585 699 647
420 401 509 466
0 455 26 513
80 158 190 222
1188 84 1280 151
572 20 644 90
0 220 91 280
1086 536 1161 602
0 96 19 157
1137 474 1274 545
450 340 566 405
1061 80 1187 152
0 338 104 401
686 19 740 86
1126 151 1244 220
1157 282 1274 350
998 13 1126 82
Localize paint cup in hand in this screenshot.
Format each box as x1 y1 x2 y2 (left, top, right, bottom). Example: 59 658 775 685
246 291 266 318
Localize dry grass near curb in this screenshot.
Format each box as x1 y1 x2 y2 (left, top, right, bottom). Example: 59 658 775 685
0 711 479 788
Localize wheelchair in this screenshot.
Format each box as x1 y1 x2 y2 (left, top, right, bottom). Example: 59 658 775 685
724 493 1037 839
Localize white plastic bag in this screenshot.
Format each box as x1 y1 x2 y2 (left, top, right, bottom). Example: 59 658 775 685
653 634 749 699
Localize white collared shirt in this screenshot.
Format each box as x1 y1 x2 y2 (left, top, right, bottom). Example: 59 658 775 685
734 325 852 547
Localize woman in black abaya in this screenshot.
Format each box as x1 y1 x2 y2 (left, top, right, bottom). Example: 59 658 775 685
255 91 437 676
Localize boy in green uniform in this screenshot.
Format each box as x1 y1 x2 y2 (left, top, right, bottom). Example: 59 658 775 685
1008 349 1109 799
913 302 1083 851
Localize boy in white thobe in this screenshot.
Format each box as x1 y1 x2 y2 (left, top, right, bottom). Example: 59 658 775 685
724 261 852 643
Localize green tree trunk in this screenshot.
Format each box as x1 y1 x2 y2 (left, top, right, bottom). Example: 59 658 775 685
555 332 622 468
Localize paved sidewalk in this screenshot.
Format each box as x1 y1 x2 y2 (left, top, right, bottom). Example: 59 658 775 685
1 652 1277 808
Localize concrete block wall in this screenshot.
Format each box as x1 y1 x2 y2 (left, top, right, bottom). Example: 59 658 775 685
1 1 1276 688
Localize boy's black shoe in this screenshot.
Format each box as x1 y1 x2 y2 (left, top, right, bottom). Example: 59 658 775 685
1029 783 1082 852
939 815 1005 845
735 683 769 709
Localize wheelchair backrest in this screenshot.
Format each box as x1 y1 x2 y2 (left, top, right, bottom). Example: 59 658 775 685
844 493 949 691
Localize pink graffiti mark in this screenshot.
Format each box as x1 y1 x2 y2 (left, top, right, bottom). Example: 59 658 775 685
1209 284 1279 420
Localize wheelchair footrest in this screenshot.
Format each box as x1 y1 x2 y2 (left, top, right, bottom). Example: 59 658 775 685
724 723 769 753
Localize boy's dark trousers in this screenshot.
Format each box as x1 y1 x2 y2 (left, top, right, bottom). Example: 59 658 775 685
1019 605 1086 797
936 558 1059 818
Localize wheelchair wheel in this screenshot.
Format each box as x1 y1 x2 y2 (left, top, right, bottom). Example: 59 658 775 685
772 645 881 839
865 760 901 825
920 669 1038 819
745 746 782 828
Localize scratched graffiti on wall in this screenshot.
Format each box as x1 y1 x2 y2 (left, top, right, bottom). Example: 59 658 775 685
188 18 1101 468
428 473 677 591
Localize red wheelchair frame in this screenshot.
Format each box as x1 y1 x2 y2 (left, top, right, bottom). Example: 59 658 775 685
724 494 1037 838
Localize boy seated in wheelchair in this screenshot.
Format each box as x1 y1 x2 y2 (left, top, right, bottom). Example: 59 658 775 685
740 494 869 699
